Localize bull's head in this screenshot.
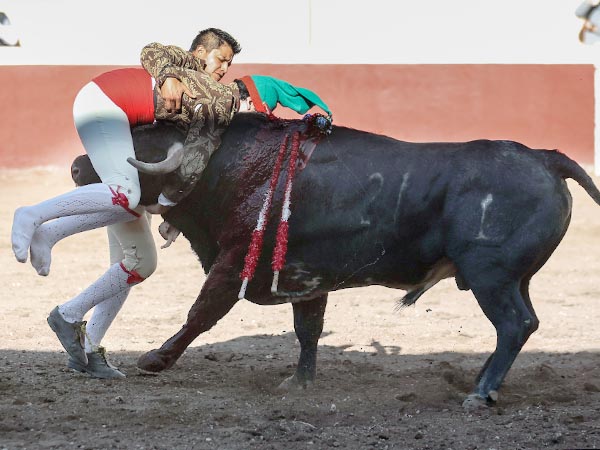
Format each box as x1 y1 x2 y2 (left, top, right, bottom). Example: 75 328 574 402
71 122 186 205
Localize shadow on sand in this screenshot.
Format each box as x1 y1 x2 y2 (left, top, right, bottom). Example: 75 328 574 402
2 333 600 449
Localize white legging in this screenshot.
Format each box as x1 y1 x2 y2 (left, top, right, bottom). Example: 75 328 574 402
80 213 155 353
61 82 159 352
73 81 142 209
72 81 157 278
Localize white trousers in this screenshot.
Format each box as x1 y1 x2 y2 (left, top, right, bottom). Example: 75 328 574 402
64 82 158 351
73 81 141 209
71 80 156 278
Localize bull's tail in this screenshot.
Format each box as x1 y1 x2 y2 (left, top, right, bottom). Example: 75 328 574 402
542 149 600 206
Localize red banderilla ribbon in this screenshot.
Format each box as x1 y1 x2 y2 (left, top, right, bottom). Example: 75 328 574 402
271 132 300 293
238 134 290 299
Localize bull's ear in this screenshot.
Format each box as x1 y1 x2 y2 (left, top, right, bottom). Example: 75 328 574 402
127 143 184 175
71 154 101 186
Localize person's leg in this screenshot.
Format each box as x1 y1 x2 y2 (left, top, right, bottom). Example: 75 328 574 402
12 81 142 263
29 210 152 277
55 226 128 378
46 260 131 368
57 215 157 376
37 81 148 369
84 219 156 353
74 82 141 208
12 184 141 263
29 210 142 276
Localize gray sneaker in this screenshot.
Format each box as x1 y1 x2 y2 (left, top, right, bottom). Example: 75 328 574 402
68 346 126 379
47 306 87 366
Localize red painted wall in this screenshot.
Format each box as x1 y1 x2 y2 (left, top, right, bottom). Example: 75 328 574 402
3 64 594 168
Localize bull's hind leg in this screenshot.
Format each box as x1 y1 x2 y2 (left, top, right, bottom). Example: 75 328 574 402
463 277 538 409
137 251 242 372
474 277 539 385
278 295 328 391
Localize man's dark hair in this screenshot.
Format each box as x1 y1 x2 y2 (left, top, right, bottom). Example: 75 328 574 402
234 79 249 101
189 28 242 54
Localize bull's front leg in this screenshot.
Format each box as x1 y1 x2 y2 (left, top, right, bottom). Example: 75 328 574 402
278 294 327 391
137 250 242 372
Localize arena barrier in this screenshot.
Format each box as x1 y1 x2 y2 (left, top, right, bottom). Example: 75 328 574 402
1 64 593 168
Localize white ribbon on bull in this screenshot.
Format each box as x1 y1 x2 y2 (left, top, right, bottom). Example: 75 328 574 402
238 134 290 299
271 132 301 293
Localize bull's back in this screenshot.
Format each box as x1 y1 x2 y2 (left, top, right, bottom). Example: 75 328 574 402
283 134 573 286
196 118 574 288
274 130 463 285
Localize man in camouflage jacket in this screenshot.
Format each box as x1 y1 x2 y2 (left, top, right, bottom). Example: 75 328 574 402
141 42 241 208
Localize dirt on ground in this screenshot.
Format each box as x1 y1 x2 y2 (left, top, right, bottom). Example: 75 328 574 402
2 166 600 450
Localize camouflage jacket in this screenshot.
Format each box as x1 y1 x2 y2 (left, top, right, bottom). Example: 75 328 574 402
141 43 240 203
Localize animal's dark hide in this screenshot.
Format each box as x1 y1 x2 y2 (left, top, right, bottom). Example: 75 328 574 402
71 113 600 407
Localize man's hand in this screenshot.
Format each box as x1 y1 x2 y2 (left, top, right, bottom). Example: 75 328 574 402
146 203 172 215
158 221 181 249
160 77 196 112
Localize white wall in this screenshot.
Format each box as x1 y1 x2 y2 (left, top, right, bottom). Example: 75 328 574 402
0 0 597 65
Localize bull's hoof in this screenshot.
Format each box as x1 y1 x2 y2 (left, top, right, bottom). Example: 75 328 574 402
462 394 487 410
277 374 314 392
462 391 498 410
137 349 176 372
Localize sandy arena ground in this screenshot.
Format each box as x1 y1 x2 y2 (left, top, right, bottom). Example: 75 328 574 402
2 165 600 449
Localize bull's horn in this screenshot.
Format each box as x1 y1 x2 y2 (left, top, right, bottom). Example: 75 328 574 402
127 142 184 174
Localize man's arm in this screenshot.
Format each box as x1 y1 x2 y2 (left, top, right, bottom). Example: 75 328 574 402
148 67 235 209
141 42 205 81
141 42 205 111
158 108 224 205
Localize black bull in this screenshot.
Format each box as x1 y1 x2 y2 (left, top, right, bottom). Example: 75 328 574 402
71 113 600 408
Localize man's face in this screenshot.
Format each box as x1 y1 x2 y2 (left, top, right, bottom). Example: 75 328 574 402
193 43 234 82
